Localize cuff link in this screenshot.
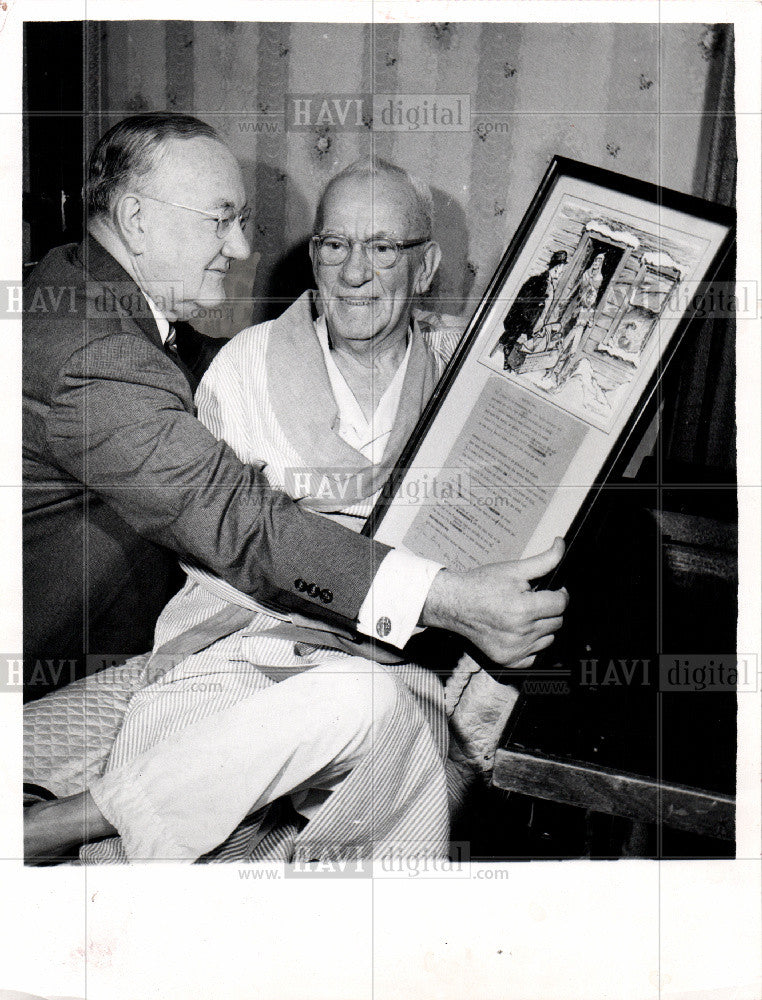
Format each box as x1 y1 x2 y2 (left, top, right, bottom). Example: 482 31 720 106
375 616 392 638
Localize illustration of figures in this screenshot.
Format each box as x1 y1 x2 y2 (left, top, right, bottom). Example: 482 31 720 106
490 250 567 370
477 200 702 434
543 251 606 391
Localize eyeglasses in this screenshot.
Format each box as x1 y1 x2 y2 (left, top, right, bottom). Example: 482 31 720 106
140 194 251 239
311 234 429 269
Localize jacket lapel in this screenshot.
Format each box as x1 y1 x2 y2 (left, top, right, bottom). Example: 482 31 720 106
77 235 199 391
265 291 442 511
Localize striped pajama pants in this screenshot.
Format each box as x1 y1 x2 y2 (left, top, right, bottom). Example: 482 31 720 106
81 632 452 864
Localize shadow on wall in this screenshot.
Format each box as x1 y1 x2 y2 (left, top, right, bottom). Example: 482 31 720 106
430 185 473 318
247 160 313 326
265 238 314 322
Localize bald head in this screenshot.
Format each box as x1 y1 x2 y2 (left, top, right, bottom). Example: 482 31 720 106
314 157 433 241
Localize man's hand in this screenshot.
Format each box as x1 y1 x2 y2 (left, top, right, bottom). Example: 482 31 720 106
420 538 568 667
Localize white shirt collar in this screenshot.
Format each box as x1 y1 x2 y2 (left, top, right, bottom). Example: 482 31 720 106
144 293 171 345
314 315 412 465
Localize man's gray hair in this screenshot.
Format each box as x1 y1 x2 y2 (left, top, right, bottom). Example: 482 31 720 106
85 113 220 219
314 157 434 239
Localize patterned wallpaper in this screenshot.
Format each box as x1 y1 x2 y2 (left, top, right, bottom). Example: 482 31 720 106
89 20 731 336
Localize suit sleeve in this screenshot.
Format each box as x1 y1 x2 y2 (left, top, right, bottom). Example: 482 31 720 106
44 330 390 626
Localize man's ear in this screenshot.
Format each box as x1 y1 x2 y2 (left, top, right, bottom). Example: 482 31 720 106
113 193 147 254
414 241 442 296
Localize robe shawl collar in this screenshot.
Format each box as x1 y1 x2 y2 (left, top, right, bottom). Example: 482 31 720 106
266 291 442 512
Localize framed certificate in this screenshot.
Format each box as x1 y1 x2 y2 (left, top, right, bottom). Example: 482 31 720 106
366 157 735 570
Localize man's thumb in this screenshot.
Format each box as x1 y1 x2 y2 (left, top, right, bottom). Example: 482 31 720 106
518 537 565 581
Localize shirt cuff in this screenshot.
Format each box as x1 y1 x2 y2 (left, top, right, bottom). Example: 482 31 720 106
357 549 443 649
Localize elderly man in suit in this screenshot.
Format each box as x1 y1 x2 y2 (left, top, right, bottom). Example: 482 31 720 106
24 115 568 859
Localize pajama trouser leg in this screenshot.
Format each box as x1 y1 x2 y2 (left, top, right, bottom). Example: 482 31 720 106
89 658 401 861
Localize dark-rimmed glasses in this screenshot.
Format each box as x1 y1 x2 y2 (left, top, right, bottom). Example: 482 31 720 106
311 234 429 269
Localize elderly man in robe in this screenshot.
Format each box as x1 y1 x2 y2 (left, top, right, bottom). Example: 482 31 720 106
26 157 567 864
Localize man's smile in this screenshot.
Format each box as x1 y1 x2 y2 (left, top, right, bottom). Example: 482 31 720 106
337 296 378 306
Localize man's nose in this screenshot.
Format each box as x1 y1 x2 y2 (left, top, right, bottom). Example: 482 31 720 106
221 219 251 260
340 240 372 285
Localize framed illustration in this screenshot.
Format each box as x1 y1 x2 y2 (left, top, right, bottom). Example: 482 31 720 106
366 157 735 572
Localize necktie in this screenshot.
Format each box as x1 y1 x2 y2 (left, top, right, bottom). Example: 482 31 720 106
162 323 198 392
165 324 178 355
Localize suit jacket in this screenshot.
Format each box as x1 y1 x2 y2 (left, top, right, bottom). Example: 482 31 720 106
23 236 389 691
498 270 553 354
